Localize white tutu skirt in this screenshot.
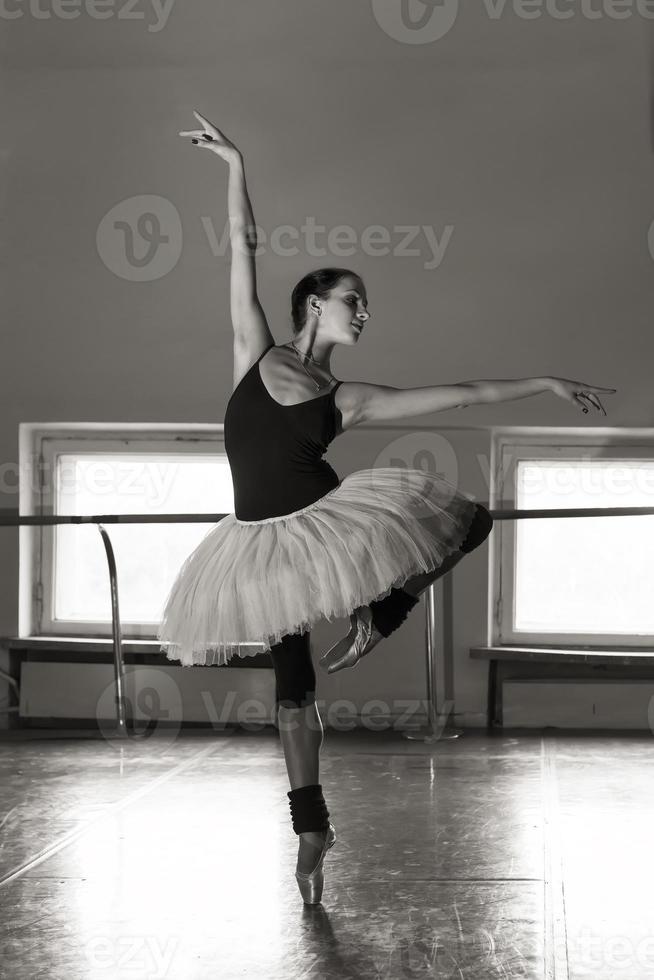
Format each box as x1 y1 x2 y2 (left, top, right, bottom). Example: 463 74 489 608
157 467 478 667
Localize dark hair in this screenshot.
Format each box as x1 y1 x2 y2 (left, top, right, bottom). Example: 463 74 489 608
290 267 363 335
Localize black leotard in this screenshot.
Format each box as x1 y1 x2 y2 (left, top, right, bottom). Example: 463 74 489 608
224 343 344 521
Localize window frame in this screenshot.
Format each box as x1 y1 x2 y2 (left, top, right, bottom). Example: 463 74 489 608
490 427 654 649
19 422 247 644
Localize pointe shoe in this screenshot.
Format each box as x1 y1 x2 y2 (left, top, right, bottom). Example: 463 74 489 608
319 605 384 674
295 823 337 905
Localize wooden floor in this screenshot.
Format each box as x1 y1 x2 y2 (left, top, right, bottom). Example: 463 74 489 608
0 726 650 979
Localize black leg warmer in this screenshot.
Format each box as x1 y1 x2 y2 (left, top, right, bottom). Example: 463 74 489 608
369 587 420 638
366 507 493 641
287 783 331 835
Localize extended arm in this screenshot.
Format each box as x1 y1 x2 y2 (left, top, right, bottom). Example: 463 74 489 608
354 374 614 424
356 377 553 423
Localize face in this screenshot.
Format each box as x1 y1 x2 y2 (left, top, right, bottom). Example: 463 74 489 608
312 275 371 344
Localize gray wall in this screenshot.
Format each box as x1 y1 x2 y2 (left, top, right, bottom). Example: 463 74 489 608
2 1 652 726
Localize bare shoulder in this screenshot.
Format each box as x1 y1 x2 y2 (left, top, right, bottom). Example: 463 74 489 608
334 380 387 431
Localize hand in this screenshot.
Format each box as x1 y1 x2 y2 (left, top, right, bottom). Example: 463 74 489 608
547 377 617 416
178 110 241 163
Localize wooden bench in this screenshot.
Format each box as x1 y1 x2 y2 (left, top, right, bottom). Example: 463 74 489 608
470 646 654 729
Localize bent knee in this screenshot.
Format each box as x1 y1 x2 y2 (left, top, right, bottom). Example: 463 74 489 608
459 504 494 554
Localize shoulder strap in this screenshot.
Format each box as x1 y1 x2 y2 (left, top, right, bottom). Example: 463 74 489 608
330 380 343 435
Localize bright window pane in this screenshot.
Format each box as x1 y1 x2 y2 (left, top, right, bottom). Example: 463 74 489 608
54 453 233 623
515 460 654 635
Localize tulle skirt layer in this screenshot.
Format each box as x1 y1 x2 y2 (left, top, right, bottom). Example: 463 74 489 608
157 466 478 667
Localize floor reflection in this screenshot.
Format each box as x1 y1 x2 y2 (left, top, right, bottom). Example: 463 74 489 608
0 728 650 978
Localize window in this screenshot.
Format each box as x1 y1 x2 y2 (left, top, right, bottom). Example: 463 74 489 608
20 423 239 641
491 429 654 648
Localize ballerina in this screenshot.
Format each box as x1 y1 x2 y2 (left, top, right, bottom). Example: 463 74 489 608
159 111 617 904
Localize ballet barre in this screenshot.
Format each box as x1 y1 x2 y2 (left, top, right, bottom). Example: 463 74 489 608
2 504 654 739
404 503 654 741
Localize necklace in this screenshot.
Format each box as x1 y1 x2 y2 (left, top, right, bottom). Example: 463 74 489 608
291 341 326 368
288 341 334 392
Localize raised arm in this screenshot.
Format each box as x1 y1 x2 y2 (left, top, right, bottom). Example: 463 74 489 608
179 111 274 353
225 154 274 349
351 375 616 424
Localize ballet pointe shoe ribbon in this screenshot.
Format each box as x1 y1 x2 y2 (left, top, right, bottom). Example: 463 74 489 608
319 606 384 674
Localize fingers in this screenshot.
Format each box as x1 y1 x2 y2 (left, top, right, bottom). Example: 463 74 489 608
573 382 616 417
179 131 216 149
573 383 616 393
192 109 213 129
584 392 606 416
575 392 605 416
179 131 215 141
193 109 226 141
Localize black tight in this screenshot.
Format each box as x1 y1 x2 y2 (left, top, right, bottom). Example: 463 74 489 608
269 503 494 709
269 630 316 710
